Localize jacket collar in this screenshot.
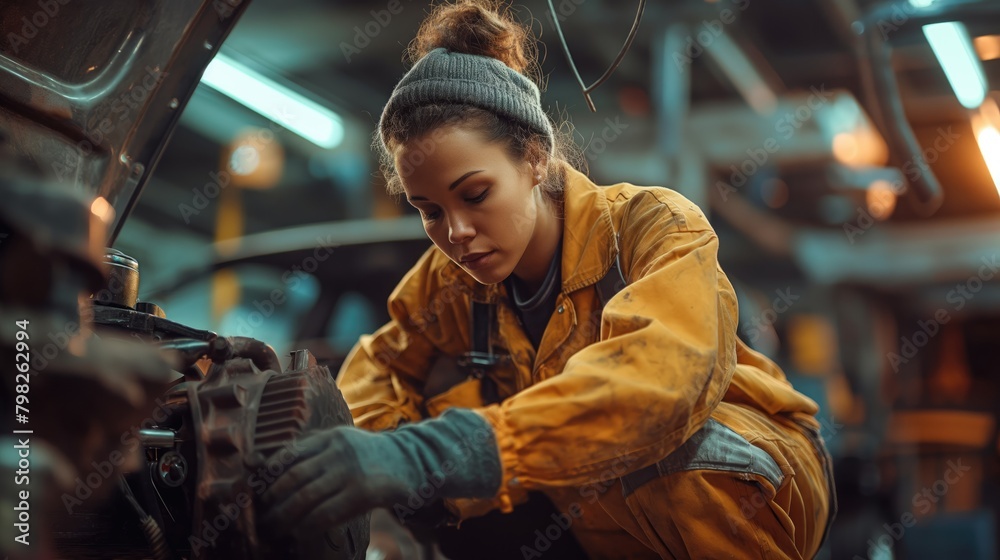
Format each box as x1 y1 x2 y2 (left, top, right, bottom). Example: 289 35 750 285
440 163 619 301
558 164 619 293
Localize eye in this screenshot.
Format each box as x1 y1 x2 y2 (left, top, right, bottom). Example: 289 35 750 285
466 189 489 204
420 209 441 221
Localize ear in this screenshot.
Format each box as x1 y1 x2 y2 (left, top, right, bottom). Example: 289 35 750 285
531 157 549 183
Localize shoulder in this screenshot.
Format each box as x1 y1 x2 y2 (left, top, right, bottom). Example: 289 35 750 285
601 181 715 235
597 181 719 281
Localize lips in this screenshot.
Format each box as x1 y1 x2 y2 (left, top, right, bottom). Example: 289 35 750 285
460 252 492 263
459 251 495 271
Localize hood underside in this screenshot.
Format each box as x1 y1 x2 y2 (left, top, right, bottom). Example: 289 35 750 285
0 0 249 243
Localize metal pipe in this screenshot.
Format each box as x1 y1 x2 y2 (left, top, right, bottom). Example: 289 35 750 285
226 336 282 372
139 429 176 448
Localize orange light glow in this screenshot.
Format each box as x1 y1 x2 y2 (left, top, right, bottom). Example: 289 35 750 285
866 180 897 220
974 35 1000 61
832 133 859 165
90 196 115 224
223 128 284 189
971 98 1000 197
831 129 889 167
976 126 1000 195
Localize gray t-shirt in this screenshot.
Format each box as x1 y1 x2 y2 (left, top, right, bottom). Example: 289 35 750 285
504 241 562 349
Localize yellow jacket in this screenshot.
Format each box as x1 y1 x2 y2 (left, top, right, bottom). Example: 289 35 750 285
337 165 822 551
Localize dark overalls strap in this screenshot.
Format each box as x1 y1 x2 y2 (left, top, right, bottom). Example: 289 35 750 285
464 254 627 404
595 253 628 308
471 301 493 358
465 301 500 404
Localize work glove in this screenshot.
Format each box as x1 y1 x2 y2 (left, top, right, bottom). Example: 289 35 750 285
258 408 502 533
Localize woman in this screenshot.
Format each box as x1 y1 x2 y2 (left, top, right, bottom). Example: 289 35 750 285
261 2 835 558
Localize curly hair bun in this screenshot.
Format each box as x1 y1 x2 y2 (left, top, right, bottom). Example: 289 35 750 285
409 1 538 81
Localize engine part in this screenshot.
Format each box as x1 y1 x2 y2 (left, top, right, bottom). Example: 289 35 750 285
0 158 176 560
141 430 178 449
0 175 370 560
157 452 188 488
98 249 141 309
53 248 371 560
183 351 369 559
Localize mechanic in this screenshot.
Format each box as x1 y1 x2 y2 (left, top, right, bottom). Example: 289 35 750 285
260 2 835 558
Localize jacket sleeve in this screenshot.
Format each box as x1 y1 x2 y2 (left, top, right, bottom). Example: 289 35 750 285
337 246 469 432
476 190 740 490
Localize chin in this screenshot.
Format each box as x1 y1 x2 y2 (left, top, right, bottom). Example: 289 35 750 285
460 256 513 286
466 268 510 286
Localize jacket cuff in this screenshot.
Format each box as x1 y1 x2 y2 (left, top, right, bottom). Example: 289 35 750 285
472 404 522 514
443 482 530 524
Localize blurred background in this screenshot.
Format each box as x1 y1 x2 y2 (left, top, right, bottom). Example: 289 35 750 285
3 0 1000 558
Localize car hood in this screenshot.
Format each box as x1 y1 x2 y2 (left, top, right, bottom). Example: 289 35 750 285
0 0 249 243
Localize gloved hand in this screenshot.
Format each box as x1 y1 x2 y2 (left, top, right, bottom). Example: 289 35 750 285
258 408 501 533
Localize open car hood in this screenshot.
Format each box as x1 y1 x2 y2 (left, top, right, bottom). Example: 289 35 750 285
0 0 249 243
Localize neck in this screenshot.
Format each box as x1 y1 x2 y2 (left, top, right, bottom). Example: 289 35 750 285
511 189 562 294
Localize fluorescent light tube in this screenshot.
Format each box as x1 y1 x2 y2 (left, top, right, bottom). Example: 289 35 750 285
201 54 344 149
971 99 1000 195
976 125 1000 195
923 22 988 110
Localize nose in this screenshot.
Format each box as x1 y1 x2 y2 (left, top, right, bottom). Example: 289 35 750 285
447 212 475 245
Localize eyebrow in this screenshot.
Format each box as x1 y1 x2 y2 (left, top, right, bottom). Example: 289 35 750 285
407 170 484 202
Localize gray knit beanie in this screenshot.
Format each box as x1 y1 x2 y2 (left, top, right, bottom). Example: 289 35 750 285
379 47 553 147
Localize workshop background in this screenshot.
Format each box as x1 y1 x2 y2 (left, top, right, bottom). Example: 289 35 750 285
3 0 1000 558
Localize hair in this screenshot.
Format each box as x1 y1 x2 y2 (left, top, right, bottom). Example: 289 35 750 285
375 0 581 205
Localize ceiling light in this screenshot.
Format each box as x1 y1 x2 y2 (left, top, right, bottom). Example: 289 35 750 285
971 99 1000 196
819 93 889 167
923 22 988 110
976 125 1000 195
201 54 344 149
974 35 1000 61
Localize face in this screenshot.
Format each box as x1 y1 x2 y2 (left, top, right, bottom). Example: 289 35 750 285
394 125 543 285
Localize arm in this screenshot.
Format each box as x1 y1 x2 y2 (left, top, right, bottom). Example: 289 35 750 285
338 246 471 431
262 250 506 533
477 190 740 490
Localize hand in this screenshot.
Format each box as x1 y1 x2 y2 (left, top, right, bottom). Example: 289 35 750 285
259 427 403 534
258 409 501 534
